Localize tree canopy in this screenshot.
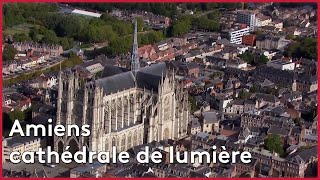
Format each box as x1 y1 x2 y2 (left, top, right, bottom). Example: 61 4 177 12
284 37 317 60
85 30 165 58
239 52 254 64
8 109 25 122
188 94 197 113
256 54 269 65
3 44 17 61
3 3 149 50
168 15 220 37
264 134 285 157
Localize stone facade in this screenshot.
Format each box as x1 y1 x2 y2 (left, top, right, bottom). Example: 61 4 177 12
54 21 189 155
54 67 190 154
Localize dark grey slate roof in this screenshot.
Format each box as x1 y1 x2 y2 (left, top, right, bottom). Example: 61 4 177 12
268 125 290 136
101 65 129 78
202 111 220 123
95 71 136 95
255 93 279 103
136 71 162 92
286 146 317 164
190 118 201 128
139 62 168 77
96 62 168 95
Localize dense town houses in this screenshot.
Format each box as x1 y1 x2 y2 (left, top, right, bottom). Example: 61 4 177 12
13 42 63 57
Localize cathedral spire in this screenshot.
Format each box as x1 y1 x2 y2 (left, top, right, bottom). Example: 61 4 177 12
131 18 140 75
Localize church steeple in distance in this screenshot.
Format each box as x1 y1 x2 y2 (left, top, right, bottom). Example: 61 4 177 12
131 19 140 74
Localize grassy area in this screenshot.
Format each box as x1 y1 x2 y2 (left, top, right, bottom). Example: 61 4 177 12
79 43 94 49
3 23 36 36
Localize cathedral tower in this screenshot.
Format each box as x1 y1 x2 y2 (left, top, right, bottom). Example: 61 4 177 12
131 19 140 74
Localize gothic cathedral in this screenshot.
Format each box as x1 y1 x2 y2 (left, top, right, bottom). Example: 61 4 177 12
54 20 190 154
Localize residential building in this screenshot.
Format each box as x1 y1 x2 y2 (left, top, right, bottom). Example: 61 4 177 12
3 92 32 113
255 13 272 27
242 34 256 46
236 11 256 32
292 76 318 93
188 118 201 135
267 59 296 71
13 42 63 57
2 136 41 163
256 35 291 50
226 58 248 69
202 111 220 133
221 24 250 44
138 45 156 59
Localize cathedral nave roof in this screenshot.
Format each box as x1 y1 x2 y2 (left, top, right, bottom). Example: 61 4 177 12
95 62 168 95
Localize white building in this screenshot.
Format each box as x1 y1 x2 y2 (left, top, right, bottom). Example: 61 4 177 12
222 25 250 44
226 59 248 69
267 59 295 71
202 111 220 133
237 11 256 32
71 9 102 18
255 14 272 27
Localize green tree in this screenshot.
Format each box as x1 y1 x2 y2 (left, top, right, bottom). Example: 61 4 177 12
3 44 17 61
136 17 144 32
56 16 87 37
13 33 32 42
169 16 192 37
238 90 251 99
188 95 197 112
29 27 39 42
42 30 58 44
59 37 75 50
286 34 295 40
284 38 317 60
142 31 164 44
264 134 285 157
207 10 220 20
9 109 25 122
239 52 254 64
192 17 220 32
257 54 269 65
68 51 77 58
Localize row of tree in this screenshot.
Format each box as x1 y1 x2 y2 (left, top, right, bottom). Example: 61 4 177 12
85 30 165 58
168 14 220 37
3 3 147 50
71 3 244 18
